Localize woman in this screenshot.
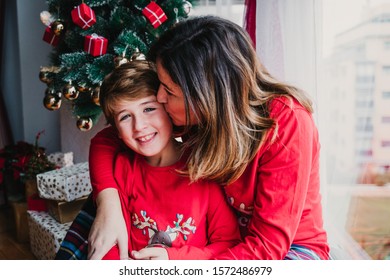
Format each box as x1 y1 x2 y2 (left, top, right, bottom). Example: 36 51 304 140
87 15 329 260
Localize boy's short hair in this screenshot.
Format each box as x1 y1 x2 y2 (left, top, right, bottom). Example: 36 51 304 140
100 60 159 126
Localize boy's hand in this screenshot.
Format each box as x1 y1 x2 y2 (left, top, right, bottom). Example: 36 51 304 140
132 247 169 260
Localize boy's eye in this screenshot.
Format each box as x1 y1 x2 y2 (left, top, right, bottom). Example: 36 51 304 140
119 114 130 122
144 107 156 113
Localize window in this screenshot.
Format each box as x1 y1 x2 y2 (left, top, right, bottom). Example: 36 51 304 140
382 140 390 147
382 116 390 123
383 66 390 74
321 0 390 260
192 0 244 26
383 91 390 99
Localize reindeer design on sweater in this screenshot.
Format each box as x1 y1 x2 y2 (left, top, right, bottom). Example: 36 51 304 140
132 210 197 247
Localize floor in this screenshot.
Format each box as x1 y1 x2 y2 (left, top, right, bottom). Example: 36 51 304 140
0 205 36 260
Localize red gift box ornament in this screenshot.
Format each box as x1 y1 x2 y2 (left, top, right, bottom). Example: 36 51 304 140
142 2 168 28
71 3 96 30
84 33 108 57
42 26 59 46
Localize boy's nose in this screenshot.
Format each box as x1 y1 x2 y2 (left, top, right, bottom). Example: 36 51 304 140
133 117 147 131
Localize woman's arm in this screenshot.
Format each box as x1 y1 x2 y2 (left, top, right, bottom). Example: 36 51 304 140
88 126 128 259
89 126 123 197
88 188 128 259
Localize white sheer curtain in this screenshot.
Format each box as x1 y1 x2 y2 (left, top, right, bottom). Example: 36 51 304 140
255 0 327 195
253 0 373 259
254 0 344 255
255 0 322 104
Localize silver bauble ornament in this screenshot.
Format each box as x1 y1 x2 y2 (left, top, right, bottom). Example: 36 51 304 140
114 56 129 67
131 48 146 61
183 1 192 15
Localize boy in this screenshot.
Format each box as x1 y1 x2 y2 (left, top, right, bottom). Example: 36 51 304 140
98 60 240 260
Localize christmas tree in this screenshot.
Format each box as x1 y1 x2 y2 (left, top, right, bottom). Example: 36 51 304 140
38 0 194 131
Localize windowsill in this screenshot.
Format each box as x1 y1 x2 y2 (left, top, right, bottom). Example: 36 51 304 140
328 225 371 260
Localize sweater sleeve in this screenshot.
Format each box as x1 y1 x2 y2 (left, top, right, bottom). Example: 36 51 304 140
89 126 124 199
215 99 318 259
166 184 241 260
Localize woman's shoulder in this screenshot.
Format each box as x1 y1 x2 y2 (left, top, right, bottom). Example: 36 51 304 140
269 95 304 113
269 95 312 121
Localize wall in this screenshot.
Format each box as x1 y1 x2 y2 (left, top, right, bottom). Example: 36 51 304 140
1 0 60 152
60 102 106 163
1 0 104 163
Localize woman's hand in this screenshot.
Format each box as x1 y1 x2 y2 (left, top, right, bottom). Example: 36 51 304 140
88 188 128 260
132 247 169 260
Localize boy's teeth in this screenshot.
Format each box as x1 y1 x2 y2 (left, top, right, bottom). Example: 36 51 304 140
139 134 154 142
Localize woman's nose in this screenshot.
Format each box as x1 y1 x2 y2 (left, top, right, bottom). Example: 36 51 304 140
157 86 167 104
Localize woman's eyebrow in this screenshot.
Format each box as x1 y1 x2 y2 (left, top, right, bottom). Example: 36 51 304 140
160 82 172 91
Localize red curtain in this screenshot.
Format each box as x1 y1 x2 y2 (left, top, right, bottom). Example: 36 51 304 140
244 0 256 47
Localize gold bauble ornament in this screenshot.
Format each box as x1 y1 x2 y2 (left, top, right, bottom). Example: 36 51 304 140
43 93 61 110
39 66 60 84
91 87 100 106
77 84 91 93
77 117 93 131
62 82 79 100
114 56 129 67
39 70 52 84
51 20 65 36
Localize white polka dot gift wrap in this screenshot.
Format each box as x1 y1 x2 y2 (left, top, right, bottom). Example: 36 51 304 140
36 162 92 202
27 210 71 260
47 151 74 168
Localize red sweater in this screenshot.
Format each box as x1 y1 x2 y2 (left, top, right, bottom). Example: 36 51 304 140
102 151 240 260
90 97 329 260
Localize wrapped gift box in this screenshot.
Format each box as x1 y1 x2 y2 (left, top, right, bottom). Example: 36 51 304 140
142 2 167 28
47 152 74 168
37 162 92 202
25 179 48 211
25 179 38 198
71 3 96 29
27 193 48 212
46 196 87 224
27 210 71 260
42 26 59 46
10 201 29 243
84 34 108 57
